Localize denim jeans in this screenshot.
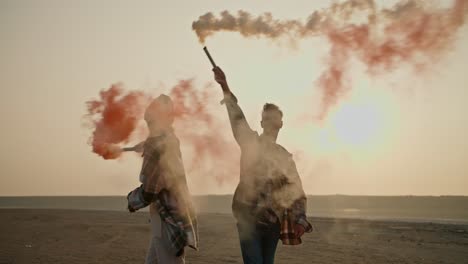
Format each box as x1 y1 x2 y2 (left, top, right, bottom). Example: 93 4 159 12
237 221 281 264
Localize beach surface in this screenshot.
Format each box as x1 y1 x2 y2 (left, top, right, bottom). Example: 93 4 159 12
1 209 468 264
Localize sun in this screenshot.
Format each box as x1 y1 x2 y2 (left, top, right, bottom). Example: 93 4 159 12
330 103 382 146
326 91 396 150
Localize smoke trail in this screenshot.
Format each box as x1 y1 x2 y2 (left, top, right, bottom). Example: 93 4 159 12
193 0 468 118
192 10 303 44
192 0 376 43
85 81 238 185
168 80 239 185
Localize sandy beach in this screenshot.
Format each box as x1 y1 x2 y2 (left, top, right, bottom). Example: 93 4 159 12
1 209 468 264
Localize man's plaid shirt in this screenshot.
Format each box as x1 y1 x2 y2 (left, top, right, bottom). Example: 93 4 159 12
127 132 198 255
222 92 312 245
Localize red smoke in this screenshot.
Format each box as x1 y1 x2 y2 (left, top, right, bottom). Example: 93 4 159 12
192 0 468 119
85 84 150 159
318 0 467 118
318 0 467 117
169 80 238 185
85 80 238 185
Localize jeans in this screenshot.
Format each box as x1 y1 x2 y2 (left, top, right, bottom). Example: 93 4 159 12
237 221 280 264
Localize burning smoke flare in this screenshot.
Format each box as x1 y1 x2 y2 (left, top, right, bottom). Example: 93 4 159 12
192 0 468 118
85 80 238 185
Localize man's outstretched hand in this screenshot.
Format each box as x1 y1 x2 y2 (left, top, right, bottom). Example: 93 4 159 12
213 66 229 91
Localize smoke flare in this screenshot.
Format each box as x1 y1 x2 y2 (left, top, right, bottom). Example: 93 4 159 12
192 0 468 118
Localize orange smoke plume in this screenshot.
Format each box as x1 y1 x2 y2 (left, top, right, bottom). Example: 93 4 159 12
169 80 238 185
85 84 151 159
193 0 468 118
85 80 238 185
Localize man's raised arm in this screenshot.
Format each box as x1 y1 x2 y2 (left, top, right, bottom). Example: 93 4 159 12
213 66 255 146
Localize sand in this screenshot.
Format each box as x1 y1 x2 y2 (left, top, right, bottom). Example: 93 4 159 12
1 209 467 264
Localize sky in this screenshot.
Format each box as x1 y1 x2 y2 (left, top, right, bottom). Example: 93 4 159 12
0 0 467 196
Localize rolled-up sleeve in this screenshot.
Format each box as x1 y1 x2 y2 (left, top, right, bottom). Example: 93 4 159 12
221 92 255 146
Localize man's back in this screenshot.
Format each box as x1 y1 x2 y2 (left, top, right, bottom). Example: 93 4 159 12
233 131 306 220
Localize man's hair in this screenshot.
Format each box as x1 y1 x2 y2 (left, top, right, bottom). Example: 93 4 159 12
262 103 283 117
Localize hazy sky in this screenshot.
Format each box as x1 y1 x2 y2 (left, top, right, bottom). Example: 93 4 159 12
1 0 467 196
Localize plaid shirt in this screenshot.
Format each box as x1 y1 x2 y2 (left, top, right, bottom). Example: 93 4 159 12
127 132 198 255
222 92 312 245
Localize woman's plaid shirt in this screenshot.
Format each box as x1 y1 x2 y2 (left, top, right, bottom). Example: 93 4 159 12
127 132 198 255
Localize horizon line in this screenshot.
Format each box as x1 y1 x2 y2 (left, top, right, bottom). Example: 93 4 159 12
1 194 468 198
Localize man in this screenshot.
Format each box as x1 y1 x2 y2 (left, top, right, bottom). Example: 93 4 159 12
126 94 198 264
213 66 312 264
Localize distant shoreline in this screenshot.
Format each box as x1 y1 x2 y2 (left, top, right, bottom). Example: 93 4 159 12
1 207 467 225
1 194 467 197
2 195 468 225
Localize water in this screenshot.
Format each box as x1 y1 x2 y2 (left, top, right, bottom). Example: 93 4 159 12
1 195 467 224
